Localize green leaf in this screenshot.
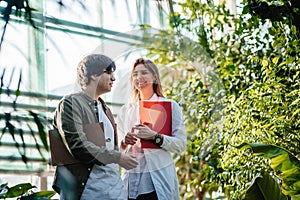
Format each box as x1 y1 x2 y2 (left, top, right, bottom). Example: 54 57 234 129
15 71 22 98
0 183 8 199
139 24 152 29
262 59 269 67
28 111 49 151
235 143 300 197
272 57 279 65
5 183 35 198
20 190 57 200
291 194 300 200
0 183 8 190
243 171 288 200
234 143 284 159
28 126 46 160
234 143 300 169
200 89 209 94
271 153 293 171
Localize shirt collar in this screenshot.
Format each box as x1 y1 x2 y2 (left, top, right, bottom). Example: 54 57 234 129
79 91 94 103
79 91 106 111
149 93 159 101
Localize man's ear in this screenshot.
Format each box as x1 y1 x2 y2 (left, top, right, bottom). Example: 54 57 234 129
91 74 99 81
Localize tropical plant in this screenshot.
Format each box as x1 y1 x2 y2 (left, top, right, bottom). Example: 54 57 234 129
0 69 51 165
138 0 300 199
242 171 288 200
0 182 56 199
236 143 300 199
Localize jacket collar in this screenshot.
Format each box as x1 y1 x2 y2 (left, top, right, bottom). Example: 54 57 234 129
78 91 107 110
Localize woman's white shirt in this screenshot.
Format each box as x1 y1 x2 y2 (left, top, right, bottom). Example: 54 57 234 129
116 94 186 199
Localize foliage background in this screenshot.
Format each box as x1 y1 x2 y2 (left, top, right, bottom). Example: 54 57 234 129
140 0 300 199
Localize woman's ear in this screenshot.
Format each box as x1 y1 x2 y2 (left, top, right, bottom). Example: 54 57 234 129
153 75 158 83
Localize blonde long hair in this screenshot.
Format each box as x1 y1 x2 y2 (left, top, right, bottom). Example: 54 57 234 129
130 58 164 101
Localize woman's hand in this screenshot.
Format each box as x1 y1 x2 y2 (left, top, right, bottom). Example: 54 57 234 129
123 132 138 145
133 124 156 140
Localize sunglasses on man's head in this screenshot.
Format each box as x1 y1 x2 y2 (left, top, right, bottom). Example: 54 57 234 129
103 63 116 74
103 70 114 75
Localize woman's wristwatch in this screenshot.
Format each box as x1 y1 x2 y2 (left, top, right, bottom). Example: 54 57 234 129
154 133 163 146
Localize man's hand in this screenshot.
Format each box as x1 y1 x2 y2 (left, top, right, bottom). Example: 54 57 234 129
118 153 138 170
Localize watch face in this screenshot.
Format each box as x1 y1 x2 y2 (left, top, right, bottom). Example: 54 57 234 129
155 137 161 144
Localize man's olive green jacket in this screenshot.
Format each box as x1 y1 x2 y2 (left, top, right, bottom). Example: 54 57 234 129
52 91 121 200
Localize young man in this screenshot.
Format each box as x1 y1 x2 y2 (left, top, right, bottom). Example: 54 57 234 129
51 54 138 200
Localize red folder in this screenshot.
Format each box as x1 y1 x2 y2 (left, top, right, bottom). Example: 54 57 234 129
139 101 172 148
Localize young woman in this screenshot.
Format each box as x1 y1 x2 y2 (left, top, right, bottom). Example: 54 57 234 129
117 58 186 200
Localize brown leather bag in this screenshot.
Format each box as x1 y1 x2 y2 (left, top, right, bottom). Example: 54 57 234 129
49 122 105 166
